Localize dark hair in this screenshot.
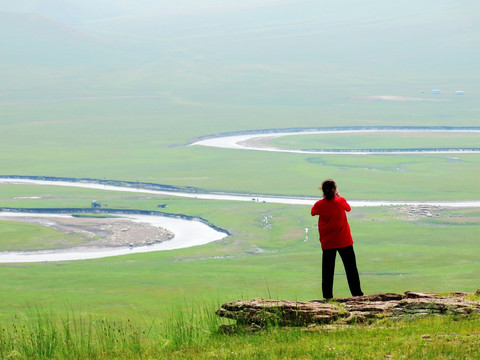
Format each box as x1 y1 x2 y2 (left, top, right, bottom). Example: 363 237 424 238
321 179 337 200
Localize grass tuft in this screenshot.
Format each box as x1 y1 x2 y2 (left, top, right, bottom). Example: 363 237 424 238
0 308 479 359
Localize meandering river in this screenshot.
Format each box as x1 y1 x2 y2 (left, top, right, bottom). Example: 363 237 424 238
1 178 479 207
191 127 480 154
0 212 227 263
1 127 479 262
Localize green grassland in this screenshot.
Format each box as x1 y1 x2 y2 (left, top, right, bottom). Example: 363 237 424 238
0 220 88 251
1 1 480 357
270 131 480 150
1 98 479 200
1 99 479 357
0 186 478 322
0 309 478 359
0 197 479 358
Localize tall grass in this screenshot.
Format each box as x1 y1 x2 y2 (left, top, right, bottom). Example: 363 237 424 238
0 304 479 359
0 304 226 360
165 303 222 349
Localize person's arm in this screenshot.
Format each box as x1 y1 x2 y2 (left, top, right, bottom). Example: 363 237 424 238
311 200 320 216
341 197 351 212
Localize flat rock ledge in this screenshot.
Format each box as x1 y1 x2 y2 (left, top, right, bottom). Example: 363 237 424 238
216 291 480 330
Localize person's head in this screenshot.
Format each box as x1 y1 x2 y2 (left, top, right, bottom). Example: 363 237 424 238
321 179 337 200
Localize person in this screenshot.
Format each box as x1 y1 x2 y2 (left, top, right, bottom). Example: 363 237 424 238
311 179 363 300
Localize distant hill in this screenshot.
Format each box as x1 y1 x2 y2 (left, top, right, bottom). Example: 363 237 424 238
4 1 478 72
76 0 480 85
0 0 124 24
0 12 118 66
1 1 478 100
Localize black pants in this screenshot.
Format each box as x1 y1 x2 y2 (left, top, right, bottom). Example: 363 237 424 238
322 245 363 299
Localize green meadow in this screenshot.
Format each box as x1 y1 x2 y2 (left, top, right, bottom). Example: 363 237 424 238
0 186 479 358
0 220 88 251
0 185 479 319
270 131 480 150
2 72 480 360
1 0 480 358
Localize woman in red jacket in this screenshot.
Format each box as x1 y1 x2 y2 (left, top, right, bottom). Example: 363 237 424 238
311 179 363 300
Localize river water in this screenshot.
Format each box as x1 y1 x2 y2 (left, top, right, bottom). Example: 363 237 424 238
0 212 227 263
1 127 479 262
1 178 479 207
191 128 480 154
0 177 478 263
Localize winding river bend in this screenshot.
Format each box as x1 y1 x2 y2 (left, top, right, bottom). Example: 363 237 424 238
0 212 228 263
191 126 480 155
1 177 479 208
1 126 479 262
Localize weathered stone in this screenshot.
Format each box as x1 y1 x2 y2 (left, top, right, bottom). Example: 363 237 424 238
404 291 438 299
216 291 480 328
335 293 403 302
344 311 368 324
216 298 342 326
345 301 398 313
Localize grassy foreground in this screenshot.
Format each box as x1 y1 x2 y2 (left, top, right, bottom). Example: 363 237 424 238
0 307 479 359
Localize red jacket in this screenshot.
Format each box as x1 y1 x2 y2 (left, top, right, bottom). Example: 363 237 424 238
311 196 353 250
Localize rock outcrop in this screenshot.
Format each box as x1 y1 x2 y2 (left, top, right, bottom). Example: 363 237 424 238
216 291 480 329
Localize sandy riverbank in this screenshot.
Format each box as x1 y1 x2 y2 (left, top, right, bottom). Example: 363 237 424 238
0 212 228 263
0 215 174 249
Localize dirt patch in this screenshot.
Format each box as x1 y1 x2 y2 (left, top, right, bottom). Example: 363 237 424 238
238 135 279 149
390 205 445 221
2 216 174 248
